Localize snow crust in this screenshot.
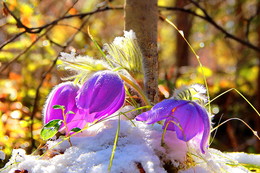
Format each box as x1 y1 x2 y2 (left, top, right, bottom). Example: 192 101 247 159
0 150 5 160
227 152 260 165
2 113 258 173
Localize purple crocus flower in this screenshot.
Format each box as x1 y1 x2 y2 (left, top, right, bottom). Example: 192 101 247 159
43 82 87 133
76 70 125 123
136 99 211 154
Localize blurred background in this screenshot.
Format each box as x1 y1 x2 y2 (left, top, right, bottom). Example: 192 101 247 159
0 0 260 168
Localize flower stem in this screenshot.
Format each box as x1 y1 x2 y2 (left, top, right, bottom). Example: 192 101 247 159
62 108 72 146
119 74 151 106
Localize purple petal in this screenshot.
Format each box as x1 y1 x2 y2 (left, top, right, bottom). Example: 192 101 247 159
94 85 126 120
76 70 125 122
44 82 89 135
164 101 210 154
136 98 211 154
65 109 87 132
44 82 79 124
136 99 186 124
166 101 204 141
194 103 210 153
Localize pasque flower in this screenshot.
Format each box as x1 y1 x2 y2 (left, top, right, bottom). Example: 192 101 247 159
43 70 125 134
76 70 125 123
43 82 87 133
136 99 211 153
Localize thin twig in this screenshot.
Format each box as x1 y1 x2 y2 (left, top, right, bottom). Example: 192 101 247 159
245 10 259 41
3 2 122 34
2 2 260 53
28 6 122 33
3 3 31 32
28 0 81 152
189 0 260 52
159 2 260 52
0 26 53 72
46 35 66 48
0 31 26 51
1 3 122 51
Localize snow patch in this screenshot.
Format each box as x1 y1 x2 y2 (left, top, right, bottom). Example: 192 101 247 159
2 118 258 173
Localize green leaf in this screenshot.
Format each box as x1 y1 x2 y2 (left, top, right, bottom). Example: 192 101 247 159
66 111 75 115
71 127 81 132
40 119 63 140
53 105 65 110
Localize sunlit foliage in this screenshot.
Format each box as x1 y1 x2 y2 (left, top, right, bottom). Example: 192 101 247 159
0 0 260 168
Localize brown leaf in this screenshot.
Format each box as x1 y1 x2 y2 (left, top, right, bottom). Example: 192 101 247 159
135 162 146 173
2 4 9 16
14 170 28 173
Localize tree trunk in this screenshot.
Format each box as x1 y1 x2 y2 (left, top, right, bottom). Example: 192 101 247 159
256 1 260 154
175 0 193 78
124 0 158 104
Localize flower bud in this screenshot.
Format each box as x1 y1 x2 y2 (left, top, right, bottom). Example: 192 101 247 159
76 70 125 122
43 82 86 133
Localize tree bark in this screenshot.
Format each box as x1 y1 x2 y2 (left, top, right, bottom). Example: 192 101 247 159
124 0 158 104
175 0 193 78
256 1 260 154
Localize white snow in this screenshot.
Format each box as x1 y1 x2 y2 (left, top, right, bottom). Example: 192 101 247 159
0 150 5 160
113 30 137 47
1 111 259 173
2 119 167 173
227 152 260 165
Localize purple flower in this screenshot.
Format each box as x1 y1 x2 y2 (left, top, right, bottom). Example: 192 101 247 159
43 82 87 133
43 70 125 135
76 70 125 123
136 99 210 153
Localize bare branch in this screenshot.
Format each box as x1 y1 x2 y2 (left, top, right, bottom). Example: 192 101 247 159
0 26 53 72
159 2 260 52
29 6 122 33
245 9 259 41
1 3 122 51
3 2 123 34
46 35 66 48
3 3 32 32
0 31 26 51
1 0 85 72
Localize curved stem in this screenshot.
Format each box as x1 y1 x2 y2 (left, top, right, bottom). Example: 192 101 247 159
62 109 72 146
119 74 151 106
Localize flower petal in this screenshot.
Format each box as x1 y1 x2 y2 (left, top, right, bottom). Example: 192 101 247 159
165 101 210 153
194 103 210 153
65 109 87 132
43 82 79 124
94 85 125 120
166 101 204 141
136 99 186 124
136 98 211 154
43 82 89 135
76 70 125 122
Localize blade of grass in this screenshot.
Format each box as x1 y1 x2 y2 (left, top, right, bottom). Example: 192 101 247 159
87 26 114 68
211 118 259 140
160 15 211 114
108 116 121 172
120 112 136 126
205 88 260 117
